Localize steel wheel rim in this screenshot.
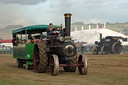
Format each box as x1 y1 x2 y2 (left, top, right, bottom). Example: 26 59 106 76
92 46 98 55
112 42 122 54
78 55 83 74
78 55 88 75
49 54 59 76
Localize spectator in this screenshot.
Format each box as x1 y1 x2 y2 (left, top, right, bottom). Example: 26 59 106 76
33 38 37 44
28 34 32 39
27 39 31 44
39 39 43 43
22 40 26 44
54 27 60 34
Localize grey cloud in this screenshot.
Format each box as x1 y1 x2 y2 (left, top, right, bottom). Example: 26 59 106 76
50 0 72 9
0 0 47 5
0 7 35 28
0 11 15 27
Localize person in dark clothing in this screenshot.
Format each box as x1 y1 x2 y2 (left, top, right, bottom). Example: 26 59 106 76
47 23 55 45
28 34 32 39
81 46 85 53
47 23 55 35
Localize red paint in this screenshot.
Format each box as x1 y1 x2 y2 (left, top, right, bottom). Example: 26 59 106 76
0 40 12 43
75 42 87 47
99 25 103 28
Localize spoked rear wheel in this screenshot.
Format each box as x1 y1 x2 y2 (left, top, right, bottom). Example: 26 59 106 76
49 54 59 76
112 42 122 54
78 54 88 75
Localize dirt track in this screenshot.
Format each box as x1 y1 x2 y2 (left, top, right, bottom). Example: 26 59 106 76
0 53 128 85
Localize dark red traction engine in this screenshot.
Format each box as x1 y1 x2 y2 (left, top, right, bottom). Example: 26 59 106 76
33 13 88 76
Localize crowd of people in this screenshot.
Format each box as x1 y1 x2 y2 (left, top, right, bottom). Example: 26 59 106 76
12 23 61 46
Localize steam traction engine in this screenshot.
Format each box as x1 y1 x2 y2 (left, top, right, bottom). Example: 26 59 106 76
33 13 88 76
92 34 123 55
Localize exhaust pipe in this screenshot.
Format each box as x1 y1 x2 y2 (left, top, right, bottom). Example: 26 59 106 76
100 34 102 41
64 13 72 36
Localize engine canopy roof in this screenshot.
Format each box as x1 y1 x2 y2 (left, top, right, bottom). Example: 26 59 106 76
12 25 60 34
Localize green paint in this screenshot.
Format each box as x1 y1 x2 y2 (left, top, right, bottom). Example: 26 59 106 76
26 44 35 60
13 44 26 59
26 61 33 65
13 44 35 61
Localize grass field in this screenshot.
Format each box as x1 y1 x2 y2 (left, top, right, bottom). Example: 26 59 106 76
0 53 128 85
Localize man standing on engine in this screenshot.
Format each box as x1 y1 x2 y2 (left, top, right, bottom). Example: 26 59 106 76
47 23 55 35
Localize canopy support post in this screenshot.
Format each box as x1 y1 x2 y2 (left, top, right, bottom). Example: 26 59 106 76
25 29 27 44
20 32 22 44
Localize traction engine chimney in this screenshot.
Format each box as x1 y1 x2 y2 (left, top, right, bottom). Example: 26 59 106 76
64 13 72 36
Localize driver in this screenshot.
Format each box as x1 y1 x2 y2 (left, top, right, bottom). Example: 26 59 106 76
47 23 55 35
47 23 61 45
47 23 55 45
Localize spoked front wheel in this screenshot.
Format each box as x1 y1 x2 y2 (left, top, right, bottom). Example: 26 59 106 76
49 54 59 76
78 54 88 75
92 46 98 55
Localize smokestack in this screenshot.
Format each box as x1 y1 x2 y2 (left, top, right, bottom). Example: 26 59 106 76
100 33 102 41
64 13 72 36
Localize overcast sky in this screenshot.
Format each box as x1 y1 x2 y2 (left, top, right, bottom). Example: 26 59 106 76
0 0 128 28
